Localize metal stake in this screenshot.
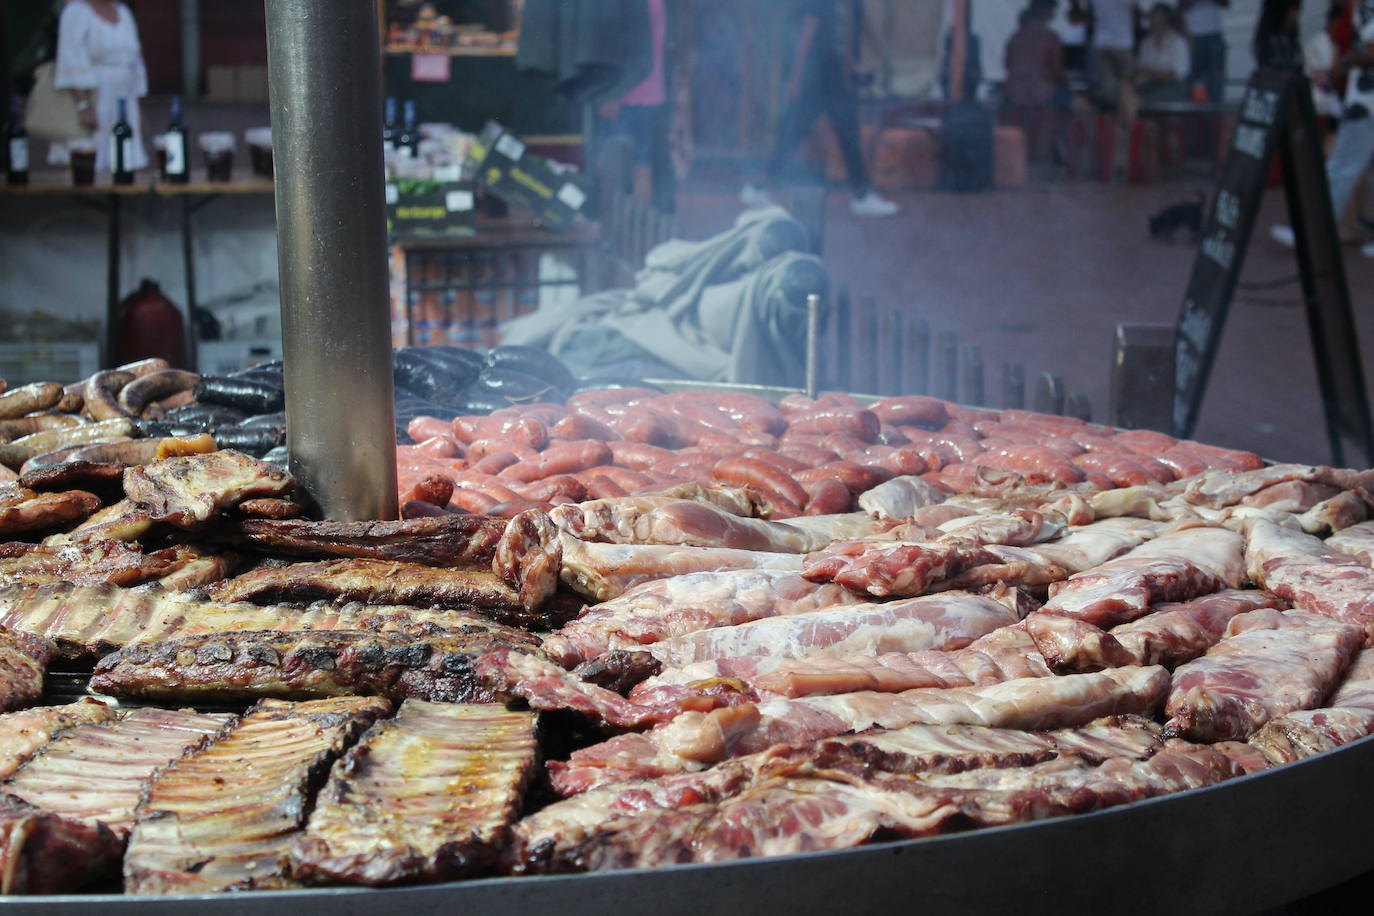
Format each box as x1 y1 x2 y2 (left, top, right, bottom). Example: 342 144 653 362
805 293 821 398
266 0 397 521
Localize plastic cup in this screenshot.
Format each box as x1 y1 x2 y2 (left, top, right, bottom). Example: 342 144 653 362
198 132 235 182
69 138 96 187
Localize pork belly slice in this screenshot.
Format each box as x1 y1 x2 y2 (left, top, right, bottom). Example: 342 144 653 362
290 701 537 886
1163 610 1364 742
1025 589 1286 673
123 449 294 530
0 581 535 660
0 539 223 590
3 708 231 836
548 666 1170 794
643 591 1022 670
124 696 390 895
0 700 121 780
0 629 52 712
0 486 101 536
542 569 867 667
551 498 832 553
1248 649 1374 765
1244 519 1374 642
1037 526 1245 629
90 629 536 704
558 538 804 602
0 795 124 894
522 743 1240 873
1326 519 1374 565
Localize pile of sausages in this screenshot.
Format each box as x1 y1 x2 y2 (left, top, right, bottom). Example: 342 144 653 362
395 388 1264 519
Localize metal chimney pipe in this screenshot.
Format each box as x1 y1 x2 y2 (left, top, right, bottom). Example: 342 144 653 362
265 0 397 521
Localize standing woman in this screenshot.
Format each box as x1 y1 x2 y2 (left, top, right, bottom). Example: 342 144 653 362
48 0 149 171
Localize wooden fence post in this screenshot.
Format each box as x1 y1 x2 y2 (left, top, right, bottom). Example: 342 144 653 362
1109 322 1176 432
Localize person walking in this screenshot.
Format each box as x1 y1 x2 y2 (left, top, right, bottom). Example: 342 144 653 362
740 0 898 217
1070 0 1139 106
48 0 149 172
1180 0 1229 103
1271 0 1374 257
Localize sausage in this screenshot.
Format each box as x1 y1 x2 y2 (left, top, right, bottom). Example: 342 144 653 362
1179 440 1264 471
416 436 465 460
651 457 719 484
751 489 803 520
0 414 83 441
407 416 455 443
741 447 806 473
489 499 550 519
499 440 613 483
551 412 616 441
56 382 85 414
582 474 629 499
449 488 500 514
671 418 740 449
116 369 200 416
402 473 456 507
778 393 818 416
0 383 64 420
868 395 951 429
145 388 197 417
682 392 786 435
194 376 285 414
711 456 809 508
566 387 661 412
84 369 137 420
601 408 678 446
876 425 911 446
606 441 674 470
115 357 172 378
589 465 655 492
979 445 1084 486
465 439 538 462
451 415 549 450
871 446 930 476
0 418 135 468
795 461 893 494
518 475 588 503
1072 453 1161 488
804 477 853 515
402 499 459 519
1153 446 1209 479
785 407 881 442
816 432 869 461
471 451 522 476
777 441 840 467
1111 429 1178 455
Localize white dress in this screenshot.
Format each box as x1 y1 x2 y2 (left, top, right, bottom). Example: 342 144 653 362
49 1 149 171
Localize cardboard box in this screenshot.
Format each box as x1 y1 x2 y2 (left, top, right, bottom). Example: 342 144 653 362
464 121 589 229
386 178 477 238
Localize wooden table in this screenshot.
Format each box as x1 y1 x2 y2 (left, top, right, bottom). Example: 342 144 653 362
0 169 275 367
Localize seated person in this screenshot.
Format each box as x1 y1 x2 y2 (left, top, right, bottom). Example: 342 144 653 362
1131 4 1192 106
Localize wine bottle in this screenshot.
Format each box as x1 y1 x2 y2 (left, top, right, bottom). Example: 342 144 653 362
382 96 398 154
5 95 27 187
111 97 134 185
164 95 188 184
397 100 420 159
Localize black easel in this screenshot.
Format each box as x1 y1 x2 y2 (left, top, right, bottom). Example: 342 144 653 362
1173 67 1374 466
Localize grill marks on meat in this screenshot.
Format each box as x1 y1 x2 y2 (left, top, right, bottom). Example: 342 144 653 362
1245 519 1374 643
0 701 120 779
558 538 804 602
90 629 538 704
124 696 391 894
2 708 231 836
551 498 832 553
209 558 526 620
642 591 1021 669
0 486 101 536
0 630 51 711
1163 610 1364 741
123 449 294 530
219 514 510 567
0 795 124 894
0 540 222 590
549 666 1171 793
290 701 537 886
1037 527 1245 629
542 570 868 667
0 582 533 659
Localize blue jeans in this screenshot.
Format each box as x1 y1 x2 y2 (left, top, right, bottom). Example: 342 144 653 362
1190 34 1227 103
1327 113 1374 219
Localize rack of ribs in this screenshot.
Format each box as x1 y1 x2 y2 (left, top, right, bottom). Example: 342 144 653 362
1163 609 1364 741
550 498 833 553
1247 648 1374 764
0 701 120 780
290 701 537 886
0 582 537 659
0 629 52 711
89 629 542 704
123 449 295 530
2 708 231 838
123 696 390 894
558 538 804 602
1244 518 1374 643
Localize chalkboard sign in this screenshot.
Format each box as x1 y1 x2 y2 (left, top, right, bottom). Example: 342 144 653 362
1173 68 1374 466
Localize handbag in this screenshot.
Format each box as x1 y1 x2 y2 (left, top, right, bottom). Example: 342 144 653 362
23 61 89 142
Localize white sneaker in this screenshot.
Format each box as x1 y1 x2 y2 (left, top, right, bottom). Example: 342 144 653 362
1269 224 1295 248
740 183 775 209
850 191 899 217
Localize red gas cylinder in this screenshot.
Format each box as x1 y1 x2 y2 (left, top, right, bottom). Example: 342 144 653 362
117 279 187 368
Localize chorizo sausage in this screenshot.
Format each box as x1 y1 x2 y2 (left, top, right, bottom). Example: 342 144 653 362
518 475 588 503
401 473 456 507
407 416 455 442
472 451 522 475
786 406 880 442
415 436 465 460
606 441 674 470
451 415 549 450
741 447 806 473
117 369 199 416
551 412 616 441
711 456 809 508
450 488 500 514
868 395 950 429
500 440 614 483
804 477 853 515
0 383 64 420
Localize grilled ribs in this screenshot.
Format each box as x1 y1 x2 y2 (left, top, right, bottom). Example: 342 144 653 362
123 449 294 530
0 629 52 711
291 701 537 886
0 539 224 590
124 696 390 894
0 701 120 779
90 629 539 703
0 484 101 536
218 514 511 567
0 581 536 659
